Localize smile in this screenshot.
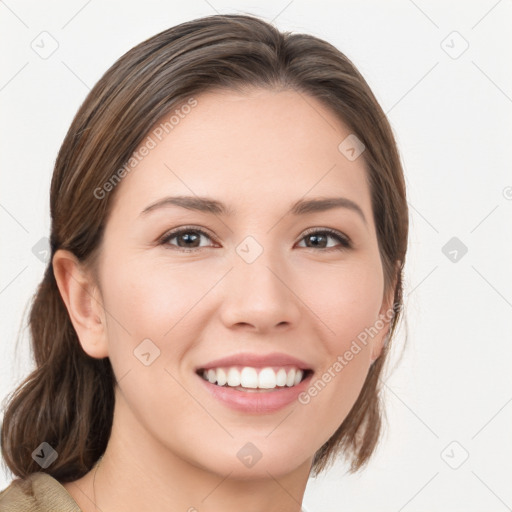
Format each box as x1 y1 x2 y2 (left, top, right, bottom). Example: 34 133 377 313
195 352 314 413
198 366 311 392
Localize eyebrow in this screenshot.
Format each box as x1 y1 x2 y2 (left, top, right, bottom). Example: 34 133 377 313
140 195 367 224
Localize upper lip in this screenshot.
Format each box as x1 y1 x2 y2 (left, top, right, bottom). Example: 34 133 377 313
197 352 312 371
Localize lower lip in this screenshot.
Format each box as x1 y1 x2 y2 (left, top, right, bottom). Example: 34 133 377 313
197 372 313 414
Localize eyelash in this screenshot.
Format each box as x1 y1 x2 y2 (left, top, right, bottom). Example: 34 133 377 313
158 225 352 253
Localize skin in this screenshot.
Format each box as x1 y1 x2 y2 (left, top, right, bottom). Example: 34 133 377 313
53 88 394 512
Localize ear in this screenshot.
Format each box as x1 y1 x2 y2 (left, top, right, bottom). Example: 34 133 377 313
52 249 109 359
370 262 401 363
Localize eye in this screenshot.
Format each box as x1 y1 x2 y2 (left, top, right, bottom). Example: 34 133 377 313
159 226 217 252
297 228 352 251
159 226 352 252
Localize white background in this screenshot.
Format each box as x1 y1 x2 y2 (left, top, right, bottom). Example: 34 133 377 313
1 1 511 510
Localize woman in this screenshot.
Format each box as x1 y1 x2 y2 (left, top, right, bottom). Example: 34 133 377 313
0 13 408 511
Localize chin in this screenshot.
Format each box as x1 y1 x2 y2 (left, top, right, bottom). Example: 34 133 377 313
181 433 316 480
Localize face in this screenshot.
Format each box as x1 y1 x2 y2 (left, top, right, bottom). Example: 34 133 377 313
83 88 392 478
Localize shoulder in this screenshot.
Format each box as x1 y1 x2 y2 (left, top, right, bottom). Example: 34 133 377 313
0 472 82 512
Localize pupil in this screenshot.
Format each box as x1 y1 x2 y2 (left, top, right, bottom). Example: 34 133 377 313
309 234 326 248
181 233 198 247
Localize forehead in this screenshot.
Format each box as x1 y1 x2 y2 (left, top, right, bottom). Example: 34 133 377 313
109 88 373 222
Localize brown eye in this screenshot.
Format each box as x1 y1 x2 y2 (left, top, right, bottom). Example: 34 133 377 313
298 229 351 251
159 226 351 253
160 228 215 251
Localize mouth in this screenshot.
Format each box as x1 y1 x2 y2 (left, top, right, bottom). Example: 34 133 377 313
195 352 314 413
196 366 313 393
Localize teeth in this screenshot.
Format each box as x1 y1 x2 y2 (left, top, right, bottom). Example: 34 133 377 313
240 367 258 388
286 368 296 387
258 368 276 389
200 366 306 390
276 368 287 386
227 367 241 387
216 368 227 386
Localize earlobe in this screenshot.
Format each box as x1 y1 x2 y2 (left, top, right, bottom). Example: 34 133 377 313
52 249 109 359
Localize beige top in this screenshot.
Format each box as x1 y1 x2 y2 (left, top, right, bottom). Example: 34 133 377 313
0 472 82 512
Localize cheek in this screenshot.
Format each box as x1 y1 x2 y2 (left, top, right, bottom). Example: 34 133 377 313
102 257 208 335
295 256 384 433
303 253 384 350
97 258 207 383
97 260 209 430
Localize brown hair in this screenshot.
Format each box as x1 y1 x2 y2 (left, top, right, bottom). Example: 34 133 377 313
1 13 408 481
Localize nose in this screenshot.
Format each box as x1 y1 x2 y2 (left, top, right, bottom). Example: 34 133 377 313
219 249 302 334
